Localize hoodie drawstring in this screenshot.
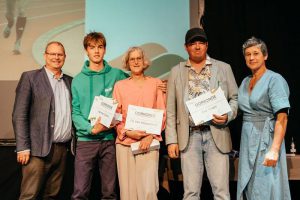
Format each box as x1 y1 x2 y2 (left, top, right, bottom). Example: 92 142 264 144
89 76 93 107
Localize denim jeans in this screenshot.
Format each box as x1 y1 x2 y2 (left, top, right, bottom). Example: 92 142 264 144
181 129 230 200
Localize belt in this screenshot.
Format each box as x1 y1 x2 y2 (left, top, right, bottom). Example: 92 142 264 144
189 125 210 132
52 142 68 146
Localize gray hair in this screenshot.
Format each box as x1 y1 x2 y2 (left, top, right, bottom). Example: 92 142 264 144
122 46 151 71
45 41 65 55
242 36 268 56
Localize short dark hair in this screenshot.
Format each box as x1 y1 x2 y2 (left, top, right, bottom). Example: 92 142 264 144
83 32 106 50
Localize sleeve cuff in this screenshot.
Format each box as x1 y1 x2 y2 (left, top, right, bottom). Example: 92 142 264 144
17 149 30 153
87 125 93 134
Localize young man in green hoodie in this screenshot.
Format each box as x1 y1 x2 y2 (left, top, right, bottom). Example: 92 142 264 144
71 32 128 200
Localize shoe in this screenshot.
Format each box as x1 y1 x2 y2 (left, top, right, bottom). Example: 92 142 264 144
13 39 21 55
3 25 11 38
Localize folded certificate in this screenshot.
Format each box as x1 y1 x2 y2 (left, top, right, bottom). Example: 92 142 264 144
88 95 118 128
124 105 164 135
185 87 232 125
130 139 160 155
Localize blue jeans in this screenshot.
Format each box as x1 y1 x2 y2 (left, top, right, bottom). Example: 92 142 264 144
181 129 230 200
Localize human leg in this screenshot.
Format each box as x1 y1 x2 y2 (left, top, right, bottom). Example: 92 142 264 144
98 140 117 200
19 156 46 200
13 0 29 54
135 149 159 200
72 142 98 200
204 131 230 200
181 130 204 200
13 16 26 54
116 144 137 200
42 144 68 200
3 0 16 38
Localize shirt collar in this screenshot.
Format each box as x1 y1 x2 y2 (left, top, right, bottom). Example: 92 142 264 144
44 66 63 80
185 54 212 68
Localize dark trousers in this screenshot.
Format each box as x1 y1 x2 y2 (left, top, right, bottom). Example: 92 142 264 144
19 143 67 200
72 140 117 200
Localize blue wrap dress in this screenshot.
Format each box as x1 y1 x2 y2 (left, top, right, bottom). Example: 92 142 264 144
237 70 291 200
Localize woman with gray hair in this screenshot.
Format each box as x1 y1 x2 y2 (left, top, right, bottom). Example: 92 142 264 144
237 37 291 200
113 46 166 200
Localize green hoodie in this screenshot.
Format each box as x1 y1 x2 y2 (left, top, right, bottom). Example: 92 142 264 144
71 60 128 141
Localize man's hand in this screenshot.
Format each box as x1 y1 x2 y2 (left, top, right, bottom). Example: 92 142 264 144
168 144 179 159
139 135 154 151
212 114 228 125
158 80 168 93
17 151 30 165
110 119 121 127
91 118 109 134
91 117 114 135
91 123 108 135
125 130 148 140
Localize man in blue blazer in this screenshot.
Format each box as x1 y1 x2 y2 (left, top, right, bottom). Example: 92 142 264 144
12 41 73 199
166 28 238 200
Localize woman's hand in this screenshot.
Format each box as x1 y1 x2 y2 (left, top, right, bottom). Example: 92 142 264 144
158 80 168 93
139 135 154 151
263 112 288 167
263 149 279 167
125 130 148 140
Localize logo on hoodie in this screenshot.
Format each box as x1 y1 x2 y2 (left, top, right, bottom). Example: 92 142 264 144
104 87 112 93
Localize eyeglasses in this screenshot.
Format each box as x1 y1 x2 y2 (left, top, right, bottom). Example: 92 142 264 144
129 57 143 63
46 52 65 58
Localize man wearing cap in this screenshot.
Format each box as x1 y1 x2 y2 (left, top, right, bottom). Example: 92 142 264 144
165 27 238 199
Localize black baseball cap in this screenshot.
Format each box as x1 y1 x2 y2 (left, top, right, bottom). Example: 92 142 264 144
185 27 208 45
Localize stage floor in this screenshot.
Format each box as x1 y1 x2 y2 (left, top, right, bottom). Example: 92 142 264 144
1 146 299 200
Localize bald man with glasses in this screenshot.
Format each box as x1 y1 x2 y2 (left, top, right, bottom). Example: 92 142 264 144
12 41 73 199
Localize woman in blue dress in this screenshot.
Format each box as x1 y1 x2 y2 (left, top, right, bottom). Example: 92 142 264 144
237 37 291 200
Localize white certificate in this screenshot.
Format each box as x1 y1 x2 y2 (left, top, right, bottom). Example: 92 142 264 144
185 87 232 125
125 105 164 135
88 95 118 128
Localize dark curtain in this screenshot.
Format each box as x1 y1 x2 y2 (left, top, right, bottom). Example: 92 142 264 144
202 0 300 151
